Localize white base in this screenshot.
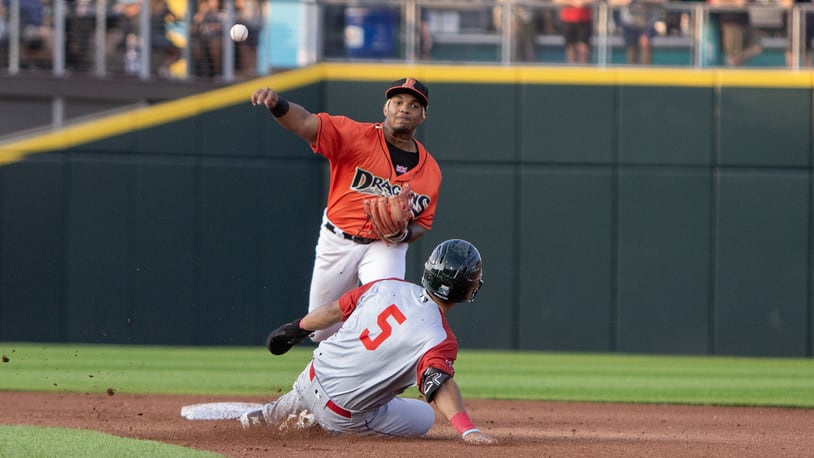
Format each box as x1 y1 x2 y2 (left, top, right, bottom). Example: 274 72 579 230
180 402 265 420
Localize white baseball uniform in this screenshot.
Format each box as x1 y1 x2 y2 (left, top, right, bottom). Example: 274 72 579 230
268 278 458 436
305 114 442 342
308 211 408 341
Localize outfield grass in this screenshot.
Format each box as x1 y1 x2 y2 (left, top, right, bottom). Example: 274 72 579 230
1 342 811 457
459 351 814 406
2 342 813 407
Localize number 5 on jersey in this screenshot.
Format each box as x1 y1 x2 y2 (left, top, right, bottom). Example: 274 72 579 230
360 304 406 350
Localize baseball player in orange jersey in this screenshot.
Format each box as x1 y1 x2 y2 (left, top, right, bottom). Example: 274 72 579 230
252 78 442 342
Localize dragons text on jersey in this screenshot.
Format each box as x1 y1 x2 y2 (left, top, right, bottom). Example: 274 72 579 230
351 167 431 217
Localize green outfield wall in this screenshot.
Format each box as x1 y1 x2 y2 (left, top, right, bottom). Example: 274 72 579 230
0 64 811 357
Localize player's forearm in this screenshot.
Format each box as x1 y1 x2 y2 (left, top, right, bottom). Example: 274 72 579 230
431 379 495 443
300 300 342 331
274 102 318 144
252 87 318 144
404 223 425 244
430 379 468 423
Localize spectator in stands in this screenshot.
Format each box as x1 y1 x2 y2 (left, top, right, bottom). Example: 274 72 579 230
611 0 665 64
150 0 181 78
555 0 595 63
708 0 763 66
0 1 8 55
192 0 223 77
235 0 261 76
539 4 562 35
781 0 814 67
8 0 54 69
418 6 433 60
107 0 141 74
493 0 538 62
66 0 95 72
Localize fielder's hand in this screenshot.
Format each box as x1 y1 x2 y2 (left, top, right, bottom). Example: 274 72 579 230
463 431 498 445
363 183 413 244
251 87 279 110
265 319 313 355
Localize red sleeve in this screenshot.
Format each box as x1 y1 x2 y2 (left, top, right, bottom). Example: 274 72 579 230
337 278 398 321
415 315 458 390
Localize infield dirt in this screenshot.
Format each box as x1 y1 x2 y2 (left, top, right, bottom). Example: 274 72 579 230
1 391 812 457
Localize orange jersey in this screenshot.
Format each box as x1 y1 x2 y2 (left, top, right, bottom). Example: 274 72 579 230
312 113 442 239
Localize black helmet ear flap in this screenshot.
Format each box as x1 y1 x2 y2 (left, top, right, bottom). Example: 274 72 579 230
422 239 483 303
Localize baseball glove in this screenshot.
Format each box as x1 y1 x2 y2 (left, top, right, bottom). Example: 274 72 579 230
265 319 313 355
363 184 413 244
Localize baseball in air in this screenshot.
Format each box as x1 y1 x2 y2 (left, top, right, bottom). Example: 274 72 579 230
230 23 248 42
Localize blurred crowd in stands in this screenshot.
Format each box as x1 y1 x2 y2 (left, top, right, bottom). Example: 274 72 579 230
0 0 262 78
1 0 812 81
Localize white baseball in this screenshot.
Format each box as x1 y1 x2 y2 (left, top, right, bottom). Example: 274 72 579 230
230 24 248 42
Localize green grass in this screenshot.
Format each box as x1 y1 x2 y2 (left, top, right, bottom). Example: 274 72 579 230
455 351 814 407
2 342 813 407
1 342 812 457
0 425 221 457
0 343 311 395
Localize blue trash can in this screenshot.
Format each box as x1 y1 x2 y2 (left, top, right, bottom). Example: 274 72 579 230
344 8 398 58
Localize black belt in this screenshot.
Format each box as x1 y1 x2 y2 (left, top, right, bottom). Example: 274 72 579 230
324 222 376 245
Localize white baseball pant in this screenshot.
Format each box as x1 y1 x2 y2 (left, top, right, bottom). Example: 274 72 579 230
268 362 434 437
308 211 408 342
